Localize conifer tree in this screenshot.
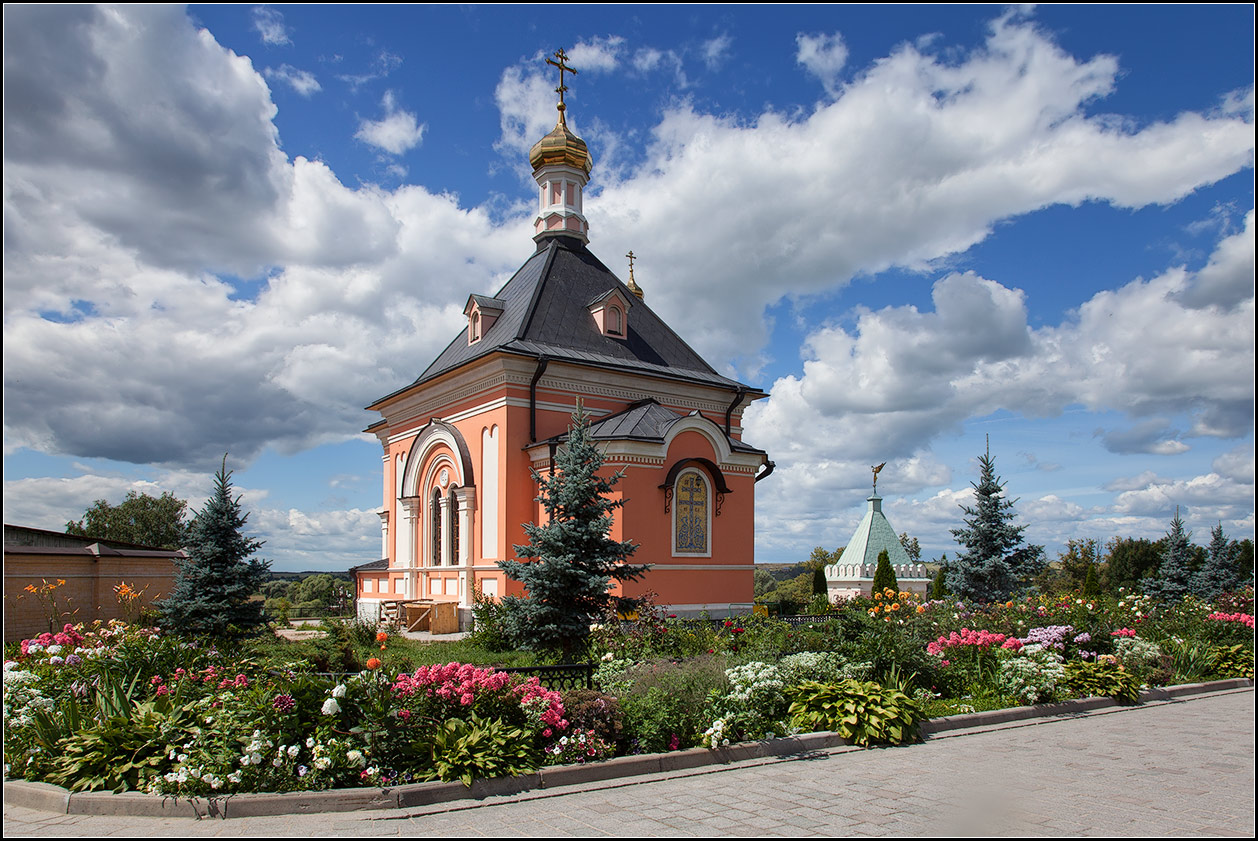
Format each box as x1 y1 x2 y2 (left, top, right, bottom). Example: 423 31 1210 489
1191 522 1241 600
930 557 950 600
498 406 646 660
947 440 1044 602
160 457 270 636
872 548 899 593
812 566 829 596
1142 509 1196 602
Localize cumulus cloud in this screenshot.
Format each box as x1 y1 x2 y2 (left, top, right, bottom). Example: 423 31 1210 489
796 31 849 96
1099 419 1190 455
586 13 1254 372
252 6 290 46
355 91 426 155
569 36 625 73
265 64 321 96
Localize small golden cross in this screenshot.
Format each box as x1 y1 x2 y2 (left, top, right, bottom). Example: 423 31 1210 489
546 48 578 107
626 250 636 282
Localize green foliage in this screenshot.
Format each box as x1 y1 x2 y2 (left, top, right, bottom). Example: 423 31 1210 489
498 406 646 660
1062 660 1142 704
812 566 829 596
1143 511 1197 602
467 585 516 652
1194 524 1245 601
1082 564 1101 598
412 714 538 787
1102 537 1163 593
1209 644 1255 679
930 559 950 600
785 679 923 746
753 567 778 597
66 490 189 549
40 671 189 792
159 457 270 637
872 549 899 593
948 444 1045 602
1164 637 1218 683
608 656 730 752
898 532 921 563
1036 539 1102 595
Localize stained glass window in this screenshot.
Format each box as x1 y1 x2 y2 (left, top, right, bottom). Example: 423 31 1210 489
448 487 460 565
674 470 709 554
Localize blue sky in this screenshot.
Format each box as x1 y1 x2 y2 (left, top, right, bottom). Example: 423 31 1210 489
3 5 1253 571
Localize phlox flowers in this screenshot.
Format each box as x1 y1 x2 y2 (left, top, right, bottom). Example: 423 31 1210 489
927 628 1008 656
1207 612 1255 629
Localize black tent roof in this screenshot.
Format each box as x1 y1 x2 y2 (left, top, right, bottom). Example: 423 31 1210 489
381 236 757 402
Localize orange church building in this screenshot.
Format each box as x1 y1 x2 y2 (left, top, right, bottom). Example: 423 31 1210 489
354 51 772 625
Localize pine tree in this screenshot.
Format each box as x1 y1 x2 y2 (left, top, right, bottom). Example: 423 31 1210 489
498 406 646 660
947 440 1044 602
812 566 829 596
1191 522 1241 600
1142 509 1196 602
871 549 899 593
159 457 270 636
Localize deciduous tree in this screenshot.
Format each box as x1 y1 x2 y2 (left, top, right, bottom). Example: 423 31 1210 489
66 491 188 549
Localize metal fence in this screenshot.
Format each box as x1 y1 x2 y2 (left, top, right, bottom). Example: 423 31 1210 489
495 663 594 692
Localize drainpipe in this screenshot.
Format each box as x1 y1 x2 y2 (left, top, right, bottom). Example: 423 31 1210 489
724 386 747 437
754 460 776 483
529 356 550 444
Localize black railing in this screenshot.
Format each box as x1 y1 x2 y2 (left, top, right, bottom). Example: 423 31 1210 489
495 663 594 692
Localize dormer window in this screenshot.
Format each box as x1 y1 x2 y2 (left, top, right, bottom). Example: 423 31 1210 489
464 294 505 346
587 288 633 339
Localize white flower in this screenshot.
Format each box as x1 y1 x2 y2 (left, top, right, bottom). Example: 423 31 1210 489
287 745 300 758
305 737 315 748
347 749 365 766
332 684 347 699
321 698 341 715
46 645 62 655
602 652 614 662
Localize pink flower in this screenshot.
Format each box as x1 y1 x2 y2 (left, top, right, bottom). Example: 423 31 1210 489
234 674 248 688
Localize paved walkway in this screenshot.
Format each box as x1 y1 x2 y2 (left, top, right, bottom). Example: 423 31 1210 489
4 688 1252 836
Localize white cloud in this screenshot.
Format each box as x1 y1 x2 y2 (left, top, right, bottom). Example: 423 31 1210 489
795 32 849 96
264 64 321 97
702 34 733 71
252 6 290 46
355 90 426 155
586 13 1253 373
569 36 625 73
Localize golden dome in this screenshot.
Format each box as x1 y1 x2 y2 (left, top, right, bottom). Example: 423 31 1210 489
528 107 592 174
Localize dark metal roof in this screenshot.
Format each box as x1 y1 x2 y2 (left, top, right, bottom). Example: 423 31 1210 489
535 398 766 455
400 237 754 394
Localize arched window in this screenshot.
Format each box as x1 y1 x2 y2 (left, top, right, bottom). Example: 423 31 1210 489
448 486 460 565
471 311 481 342
674 469 710 555
608 306 622 335
430 487 442 566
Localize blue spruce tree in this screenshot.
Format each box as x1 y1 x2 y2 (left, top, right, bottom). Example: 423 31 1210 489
1143 509 1196 602
160 457 270 636
498 406 646 661
947 440 1044 602
1191 522 1240 601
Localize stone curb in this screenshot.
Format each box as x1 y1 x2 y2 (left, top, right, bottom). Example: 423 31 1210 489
5 678 1251 818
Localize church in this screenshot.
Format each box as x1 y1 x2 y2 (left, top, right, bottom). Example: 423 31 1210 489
354 51 772 626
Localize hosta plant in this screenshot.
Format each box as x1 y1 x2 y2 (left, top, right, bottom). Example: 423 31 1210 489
785 679 923 747
1209 644 1255 679
412 714 538 787
1062 660 1142 705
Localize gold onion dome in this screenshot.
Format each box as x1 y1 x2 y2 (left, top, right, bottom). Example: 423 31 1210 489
529 106 592 174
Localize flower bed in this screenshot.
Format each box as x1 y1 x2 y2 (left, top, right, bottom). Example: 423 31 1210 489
4 586 1253 795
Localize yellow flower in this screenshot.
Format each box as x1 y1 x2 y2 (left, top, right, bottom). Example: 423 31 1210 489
916 605 926 614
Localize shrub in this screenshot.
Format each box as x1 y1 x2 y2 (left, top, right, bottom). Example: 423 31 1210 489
560 689 626 748
1062 660 1141 704
411 714 538 787
785 679 923 746
1209 644 1255 679
996 646 1066 705
611 656 729 752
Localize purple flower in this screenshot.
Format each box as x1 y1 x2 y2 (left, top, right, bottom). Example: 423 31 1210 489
1073 632 1092 644
65 654 82 666
273 693 296 712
